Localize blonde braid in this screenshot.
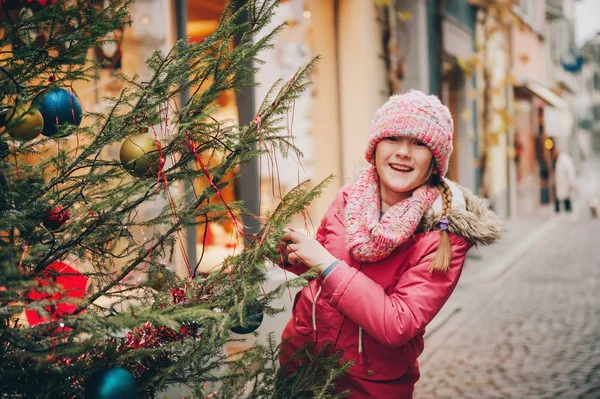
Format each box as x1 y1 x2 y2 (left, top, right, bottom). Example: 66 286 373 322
429 177 453 272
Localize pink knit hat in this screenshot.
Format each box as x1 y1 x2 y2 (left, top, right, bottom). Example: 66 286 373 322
365 90 454 177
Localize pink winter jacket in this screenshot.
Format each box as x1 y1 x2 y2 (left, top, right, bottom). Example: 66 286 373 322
280 182 502 398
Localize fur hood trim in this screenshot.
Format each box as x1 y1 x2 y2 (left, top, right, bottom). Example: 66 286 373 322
417 184 503 247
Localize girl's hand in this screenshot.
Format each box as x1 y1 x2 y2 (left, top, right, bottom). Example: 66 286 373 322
281 229 338 273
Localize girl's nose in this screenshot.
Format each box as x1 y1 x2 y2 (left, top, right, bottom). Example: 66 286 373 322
394 138 411 158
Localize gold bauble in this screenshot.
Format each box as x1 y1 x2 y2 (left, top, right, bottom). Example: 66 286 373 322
0 95 19 128
119 132 159 177
6 104 44 142
0 104 14 128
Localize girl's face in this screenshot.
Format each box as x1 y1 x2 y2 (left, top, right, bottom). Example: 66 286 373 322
374 136 434 210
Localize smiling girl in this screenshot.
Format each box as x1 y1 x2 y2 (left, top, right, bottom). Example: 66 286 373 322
279 91 502 398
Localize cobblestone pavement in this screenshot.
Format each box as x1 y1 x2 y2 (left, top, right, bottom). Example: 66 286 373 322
414 215 600 399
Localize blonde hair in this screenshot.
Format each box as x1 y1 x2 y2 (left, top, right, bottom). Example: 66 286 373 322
429 173 453 273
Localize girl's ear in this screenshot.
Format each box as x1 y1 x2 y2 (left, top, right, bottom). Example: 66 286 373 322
433 165 439 174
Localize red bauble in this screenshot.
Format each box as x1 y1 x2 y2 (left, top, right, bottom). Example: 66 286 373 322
0 0 57 27
1 0 56 11
25 261 88 326
42 205 70 230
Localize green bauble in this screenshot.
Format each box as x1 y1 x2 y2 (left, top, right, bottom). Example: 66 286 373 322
147 264 177 291
84 367 137 399
119 132 159 177
229 301 264 335
149 271 167 291
6 104 43 141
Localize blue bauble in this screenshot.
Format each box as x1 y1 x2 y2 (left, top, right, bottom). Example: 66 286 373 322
229 302 264 335
36 87 82 137
84 367 137 399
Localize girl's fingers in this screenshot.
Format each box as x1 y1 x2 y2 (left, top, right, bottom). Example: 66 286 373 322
286 243 301 264
286 243 299 255
282 230 309 266
287 251 299 265
281 229 304 243
281 232 294 243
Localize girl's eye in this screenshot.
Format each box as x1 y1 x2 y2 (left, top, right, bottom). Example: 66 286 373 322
383 136 399 142
413 139 426 146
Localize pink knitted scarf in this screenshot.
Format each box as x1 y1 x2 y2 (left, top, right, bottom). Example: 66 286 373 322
345 166 440 262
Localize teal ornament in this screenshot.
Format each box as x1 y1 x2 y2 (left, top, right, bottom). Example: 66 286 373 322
0 139 8 159
84 367 137 399
36 87 82 137
229 301 264 335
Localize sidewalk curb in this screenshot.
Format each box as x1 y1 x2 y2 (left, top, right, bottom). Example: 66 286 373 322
420 216 560 364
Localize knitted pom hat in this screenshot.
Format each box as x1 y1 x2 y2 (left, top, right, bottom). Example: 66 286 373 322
365 90 454 177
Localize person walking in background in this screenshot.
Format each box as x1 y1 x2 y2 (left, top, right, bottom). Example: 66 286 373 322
278 91 503 398
552 146 577 214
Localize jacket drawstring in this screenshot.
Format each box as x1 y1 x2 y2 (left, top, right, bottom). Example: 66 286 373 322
312 286 322 331
358 327 364 364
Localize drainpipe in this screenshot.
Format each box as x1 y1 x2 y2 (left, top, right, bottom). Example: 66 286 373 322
231 0 260 239
174 0 197 272
436 0 445 97
334 0 345 184
506 18 517 218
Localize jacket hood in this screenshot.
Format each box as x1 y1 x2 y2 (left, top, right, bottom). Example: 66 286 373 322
417 180 503 247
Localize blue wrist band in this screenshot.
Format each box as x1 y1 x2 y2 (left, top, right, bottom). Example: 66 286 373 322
321 259 340 278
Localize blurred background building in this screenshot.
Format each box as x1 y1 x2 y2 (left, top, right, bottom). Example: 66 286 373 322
63 0 598 344
579 32 600 152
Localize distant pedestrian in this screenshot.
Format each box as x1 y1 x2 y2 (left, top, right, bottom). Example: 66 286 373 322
278 91 503 398
552 147 577 213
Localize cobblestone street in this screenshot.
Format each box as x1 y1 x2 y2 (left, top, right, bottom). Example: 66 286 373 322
415 213 600 398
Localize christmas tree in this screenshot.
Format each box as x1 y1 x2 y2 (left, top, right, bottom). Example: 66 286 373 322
0 0 346 397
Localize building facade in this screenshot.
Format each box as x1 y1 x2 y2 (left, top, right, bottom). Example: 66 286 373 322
579 35 600 152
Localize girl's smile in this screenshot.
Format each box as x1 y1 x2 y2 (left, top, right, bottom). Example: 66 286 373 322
388 163 414 172
374 136 434 211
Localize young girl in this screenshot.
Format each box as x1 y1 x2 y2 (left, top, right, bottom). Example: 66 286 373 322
279 91 502 398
